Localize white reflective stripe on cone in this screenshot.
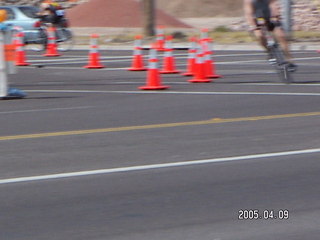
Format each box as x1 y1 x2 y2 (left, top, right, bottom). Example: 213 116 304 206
148 48 158 70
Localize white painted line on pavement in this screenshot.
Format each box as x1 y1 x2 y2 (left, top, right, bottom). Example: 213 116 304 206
1 148 320 185
20 66 130 70
29 57 88 63
237 83 320 86
217 56 320 65
20 55 320 70
25 90 320 96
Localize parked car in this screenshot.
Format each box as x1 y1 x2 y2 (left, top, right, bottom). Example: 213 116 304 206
0 5 41 43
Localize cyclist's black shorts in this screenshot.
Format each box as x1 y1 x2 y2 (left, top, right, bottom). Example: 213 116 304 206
40 15 66 27
267 20 282 31
256 18 282 31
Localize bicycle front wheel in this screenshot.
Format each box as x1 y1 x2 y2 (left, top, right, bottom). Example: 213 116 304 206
279 64 293 84
270 45 293 84
25 29 47 52
56 28 74 52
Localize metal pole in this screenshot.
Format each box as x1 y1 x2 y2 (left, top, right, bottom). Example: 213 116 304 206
281 0 292 36
4 28 16 74
0 29 7 98
142 0 155 37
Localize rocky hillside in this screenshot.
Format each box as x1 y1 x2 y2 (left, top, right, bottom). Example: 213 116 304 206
66 0 191 28
158 0 243 18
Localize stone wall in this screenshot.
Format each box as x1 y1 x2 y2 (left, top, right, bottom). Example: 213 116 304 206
231 0 320 31
293 0 320 31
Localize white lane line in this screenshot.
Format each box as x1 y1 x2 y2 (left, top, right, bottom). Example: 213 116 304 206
25 90 320 96
237 83 320 86
216 56 320 65
18 55 320 70
1 148 320 185
20 66 130 70
0 106 92 115
28 56 133 62
26 55 320 65
29 59 132 66
29 57 88 63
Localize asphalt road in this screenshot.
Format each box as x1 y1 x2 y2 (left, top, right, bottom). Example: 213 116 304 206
0 48 320 240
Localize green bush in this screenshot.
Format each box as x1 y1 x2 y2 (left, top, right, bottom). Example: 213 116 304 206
213 25 232 32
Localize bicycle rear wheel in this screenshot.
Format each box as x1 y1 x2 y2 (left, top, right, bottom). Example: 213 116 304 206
56 28 74 52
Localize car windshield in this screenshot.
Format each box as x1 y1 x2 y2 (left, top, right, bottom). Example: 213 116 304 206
18 6 39 18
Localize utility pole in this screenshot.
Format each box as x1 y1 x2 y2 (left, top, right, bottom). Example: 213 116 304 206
281 0 292 36
142 0 155 37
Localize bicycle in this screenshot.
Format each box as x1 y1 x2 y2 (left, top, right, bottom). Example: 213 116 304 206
256 17 294 84
25 22 74 52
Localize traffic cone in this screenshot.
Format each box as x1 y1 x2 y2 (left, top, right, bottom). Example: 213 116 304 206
181 36 197 76
43 26 60 57
188 44 212 83
83 34 104 69
139 44 169 90
201 39 222 79
128 35 146 71
15 32 30 66
155 26 166 51
200 28 210 41
160 35 180 74
12 27 22 49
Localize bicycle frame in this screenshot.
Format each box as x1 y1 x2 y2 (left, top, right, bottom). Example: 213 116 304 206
26 22 73 52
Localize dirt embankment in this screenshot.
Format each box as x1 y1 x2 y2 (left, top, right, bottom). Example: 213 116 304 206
157 0 244 18
67 0 191 28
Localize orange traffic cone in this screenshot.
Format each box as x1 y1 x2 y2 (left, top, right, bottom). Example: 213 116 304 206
201 39 222 79
188 44 212 83
160 35 180 74
200 28 210 41
128 35 146 71
15 32 30 66
139 44 169 90
155 26 166 51
43 26 60 57
83 34 104 69
181 37 197 76
12 27 22 49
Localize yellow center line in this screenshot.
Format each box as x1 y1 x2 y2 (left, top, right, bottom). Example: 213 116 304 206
1 112 320 141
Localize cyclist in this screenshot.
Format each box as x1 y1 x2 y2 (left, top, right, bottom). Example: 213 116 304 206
243 0 297 71
37 0 67 27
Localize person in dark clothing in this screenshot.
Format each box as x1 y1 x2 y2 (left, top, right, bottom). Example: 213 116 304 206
243 0 296 71
38 1 66 27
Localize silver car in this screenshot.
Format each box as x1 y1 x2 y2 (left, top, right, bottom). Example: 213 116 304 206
0 5 41 43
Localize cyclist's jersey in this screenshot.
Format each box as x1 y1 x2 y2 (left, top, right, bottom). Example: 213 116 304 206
252 0 271 20
42 3 66 25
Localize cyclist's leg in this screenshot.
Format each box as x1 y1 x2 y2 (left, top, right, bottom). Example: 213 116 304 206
252 28 276 62
273 27 291 60
273 26 297 71
252 29 268 51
